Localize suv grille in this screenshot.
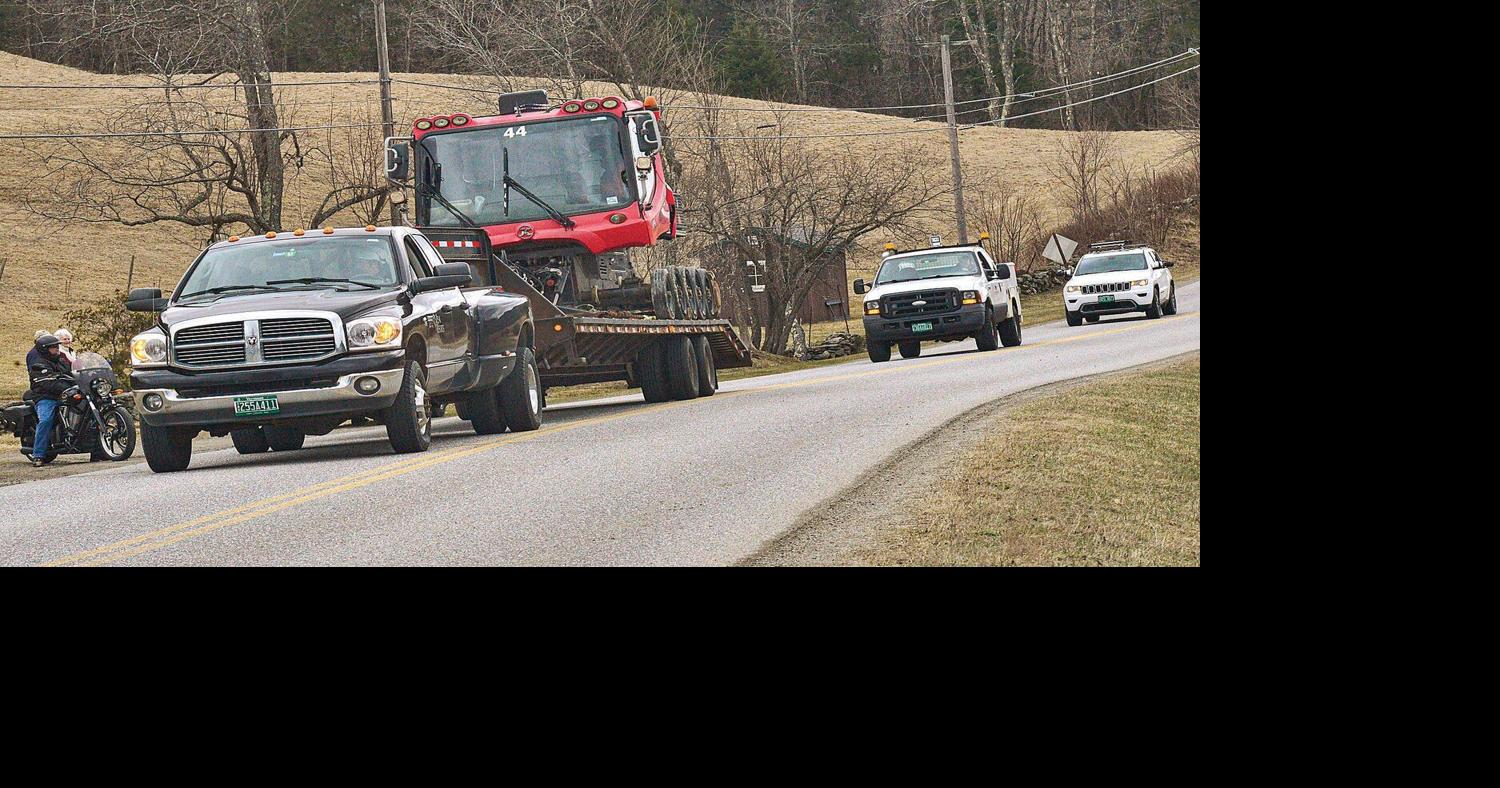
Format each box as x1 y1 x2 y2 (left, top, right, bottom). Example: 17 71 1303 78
882 288 959 318
172 315 339 369
1082 282 1131 294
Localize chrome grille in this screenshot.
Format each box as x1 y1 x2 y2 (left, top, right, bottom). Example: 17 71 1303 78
175 321 247 367
172 313 340 368
260 317 337 363
882 288 959 318
176 343 247 366
1083 282 1131 294
176 322 244 346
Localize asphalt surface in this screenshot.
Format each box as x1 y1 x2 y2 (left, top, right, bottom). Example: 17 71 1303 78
1 282 1200 566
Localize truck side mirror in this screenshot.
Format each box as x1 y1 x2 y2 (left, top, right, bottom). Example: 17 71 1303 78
126 288 167 312
994 264 1012 279
631 113 662 155
412 263 472 293
384 137 411 183
1162 261 1175 268
853 279 867 295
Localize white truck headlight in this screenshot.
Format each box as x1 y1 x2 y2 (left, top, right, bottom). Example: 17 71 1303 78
347 316 402 349
129 330 167 365
864 301 881 316
1065 285 1082 293
961 290 979 305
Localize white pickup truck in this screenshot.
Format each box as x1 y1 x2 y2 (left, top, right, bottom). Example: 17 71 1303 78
1062 242 1178 326
853 238 1023 362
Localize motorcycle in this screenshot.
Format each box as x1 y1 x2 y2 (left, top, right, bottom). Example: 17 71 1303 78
2 351 136 463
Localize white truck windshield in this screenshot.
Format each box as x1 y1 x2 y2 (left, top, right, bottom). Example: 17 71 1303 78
875 251 980 285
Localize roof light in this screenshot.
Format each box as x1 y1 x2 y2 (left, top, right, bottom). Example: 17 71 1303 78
228 235 240 242
293 228 305 236
883 243 896 251
415 118 432 130
978 231 991 242
553 322 563 332
322 226 334 234
451 114 470 126
433 116 450 128
642 96 658 109
583 99 600 111
365 225 377 232
601 97 620 109
562 102 582 113
265 231 277 239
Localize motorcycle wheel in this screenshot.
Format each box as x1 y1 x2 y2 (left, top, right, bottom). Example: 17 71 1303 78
93 405 136 461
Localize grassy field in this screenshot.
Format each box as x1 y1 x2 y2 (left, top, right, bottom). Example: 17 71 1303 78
848 355 1200 566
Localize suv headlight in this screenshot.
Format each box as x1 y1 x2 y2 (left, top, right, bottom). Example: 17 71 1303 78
1065 285 1081 293
129 329 167 366
961 290 980 305
1130 279 1148 288
347 315 403 350
864 300 881 316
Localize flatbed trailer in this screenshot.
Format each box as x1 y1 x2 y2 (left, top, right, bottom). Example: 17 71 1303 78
422 226 751 401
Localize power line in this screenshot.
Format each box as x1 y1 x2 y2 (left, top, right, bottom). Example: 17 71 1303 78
0 78 383 90
0 121 388 140
961 65 1198 130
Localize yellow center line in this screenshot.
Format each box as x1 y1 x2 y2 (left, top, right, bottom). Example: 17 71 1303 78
43 310 1197 566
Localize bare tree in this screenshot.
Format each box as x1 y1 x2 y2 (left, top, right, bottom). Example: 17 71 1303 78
967 179 1047 271
1048 127 1115 230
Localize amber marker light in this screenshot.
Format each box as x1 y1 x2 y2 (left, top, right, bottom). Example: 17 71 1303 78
323 226 334 234
265 231 277 238
365 225 377 232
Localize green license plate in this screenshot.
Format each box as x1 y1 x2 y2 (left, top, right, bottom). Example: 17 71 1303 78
1098 295 1115 303
911 322 933 333
233 395 280 417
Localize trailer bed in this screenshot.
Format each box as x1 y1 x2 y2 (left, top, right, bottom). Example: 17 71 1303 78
537 317 752 388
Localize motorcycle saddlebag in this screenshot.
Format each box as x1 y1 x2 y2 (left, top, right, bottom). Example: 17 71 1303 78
1 402 28 436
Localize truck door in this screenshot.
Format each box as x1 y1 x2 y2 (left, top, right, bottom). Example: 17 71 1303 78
403 234 470 391
978 249 1003 305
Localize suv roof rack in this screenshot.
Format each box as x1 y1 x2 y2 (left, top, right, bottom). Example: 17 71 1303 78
1086 240 1142 252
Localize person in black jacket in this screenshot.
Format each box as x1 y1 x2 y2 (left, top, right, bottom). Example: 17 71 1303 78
27 333 72 467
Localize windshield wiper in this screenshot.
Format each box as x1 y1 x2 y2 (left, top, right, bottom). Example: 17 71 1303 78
178 284 283 299
267 277 383 290
503 147 576 229
413 136 483 229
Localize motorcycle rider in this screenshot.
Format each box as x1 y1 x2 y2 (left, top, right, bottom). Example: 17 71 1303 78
26 333 72 467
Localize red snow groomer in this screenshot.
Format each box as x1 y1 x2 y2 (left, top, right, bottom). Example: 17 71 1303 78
396 89 716 322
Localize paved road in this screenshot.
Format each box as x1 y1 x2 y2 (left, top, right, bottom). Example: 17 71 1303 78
1 283 1200 566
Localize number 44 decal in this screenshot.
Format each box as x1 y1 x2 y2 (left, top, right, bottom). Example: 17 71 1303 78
503 126 527 138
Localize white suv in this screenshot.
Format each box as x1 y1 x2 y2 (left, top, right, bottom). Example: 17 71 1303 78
853 239 1023 362
1063 243 1178 326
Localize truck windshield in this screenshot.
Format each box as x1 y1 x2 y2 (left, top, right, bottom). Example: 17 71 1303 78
1074 253 1147 275
178 236 401 299
423 114 631 226
874 251 980 285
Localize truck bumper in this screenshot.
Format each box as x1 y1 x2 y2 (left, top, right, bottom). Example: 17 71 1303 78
1065 291 1152 317
864 303 992 343
132 351 405 428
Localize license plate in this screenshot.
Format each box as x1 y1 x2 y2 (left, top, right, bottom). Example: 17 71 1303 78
911 322 933 333
233 395 280 417
1098 295 1115 303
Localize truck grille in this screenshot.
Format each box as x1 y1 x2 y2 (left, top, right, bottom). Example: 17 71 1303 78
1082 282 1131 294
172 314 340 369
882 288 958 318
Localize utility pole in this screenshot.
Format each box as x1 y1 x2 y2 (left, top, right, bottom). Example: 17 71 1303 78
375 0 398 226
940 34 968 244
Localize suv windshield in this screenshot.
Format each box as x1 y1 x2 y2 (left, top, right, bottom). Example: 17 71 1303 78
422 115 631 226
178 236 400 299
875 250 980 285
1075 252 1147 276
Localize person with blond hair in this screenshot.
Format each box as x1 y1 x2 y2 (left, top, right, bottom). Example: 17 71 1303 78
54 328 77 367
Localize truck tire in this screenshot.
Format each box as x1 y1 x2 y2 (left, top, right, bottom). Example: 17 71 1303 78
898 340 922 359
692 335 718 396
999 302 1023 347
695 270 716 318
1066 310 1083 327
663 335 700 400
868 341 892 363
231 427 269 454
975 306 1000 351
651 269 673 319
637 341 671 403
265 426 305 451
384 360 431 454
1163 284 1178 315
675 266 701 319
500 345 543 432
142 424 194 473
1146 287 1163 319
465 383 506 435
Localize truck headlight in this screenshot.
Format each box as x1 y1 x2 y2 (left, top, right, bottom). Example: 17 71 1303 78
961 290 979 305
129 330 167 365
1130 279 1148 288
347 316 402 349
864 301 881 316
1065 285 1082 293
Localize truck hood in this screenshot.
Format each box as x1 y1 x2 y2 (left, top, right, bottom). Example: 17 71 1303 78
161 287 405 327
862 275 987 303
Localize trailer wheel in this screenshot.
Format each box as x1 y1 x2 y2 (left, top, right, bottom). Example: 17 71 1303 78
899 340 922 359
663 335 700 400
500 345 543 432
265 426 306 451
465 382 506 434
637 341 671 403
692 335 718 396
142 424 194 473
231 427 269 454
384 360 432 454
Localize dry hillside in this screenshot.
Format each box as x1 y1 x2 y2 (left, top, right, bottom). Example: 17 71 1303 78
0 51 1183 397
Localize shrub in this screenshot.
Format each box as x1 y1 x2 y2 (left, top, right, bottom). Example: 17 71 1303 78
62 290 155 386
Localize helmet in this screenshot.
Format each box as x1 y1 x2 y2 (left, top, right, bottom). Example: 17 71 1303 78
35 333 60 350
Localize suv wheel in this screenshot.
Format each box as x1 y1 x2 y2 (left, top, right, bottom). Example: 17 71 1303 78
1066 310 1083 327
1146 286 1163 319
1163 284 1178 315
